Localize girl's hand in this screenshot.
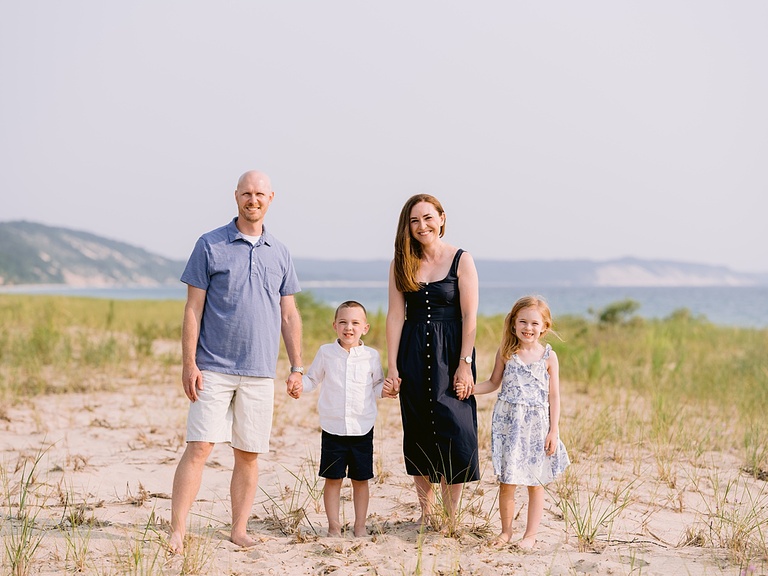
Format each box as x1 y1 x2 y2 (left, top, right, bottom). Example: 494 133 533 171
544 430 558 456
453 363 474 400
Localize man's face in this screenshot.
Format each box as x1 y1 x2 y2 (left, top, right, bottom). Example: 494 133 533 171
235 176 274 224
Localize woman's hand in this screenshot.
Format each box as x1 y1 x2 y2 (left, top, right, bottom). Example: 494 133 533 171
453 363 474 400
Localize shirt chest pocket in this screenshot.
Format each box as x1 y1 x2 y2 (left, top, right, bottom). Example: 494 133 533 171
263 267 282 295
352 365 370 385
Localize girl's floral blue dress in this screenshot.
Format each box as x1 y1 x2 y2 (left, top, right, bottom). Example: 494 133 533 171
492 344 570 485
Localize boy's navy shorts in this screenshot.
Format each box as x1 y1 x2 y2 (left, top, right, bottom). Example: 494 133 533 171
319 428 374 481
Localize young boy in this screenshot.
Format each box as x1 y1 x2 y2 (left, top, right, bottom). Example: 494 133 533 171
294 300 395 537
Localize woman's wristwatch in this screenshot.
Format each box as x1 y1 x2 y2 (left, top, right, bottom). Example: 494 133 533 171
460 355 472 364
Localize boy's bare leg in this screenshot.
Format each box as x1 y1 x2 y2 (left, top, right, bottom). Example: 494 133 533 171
230 448 260 547
519 486 544 549
495 483 516 545
169 441 215 554
351 479 369 537
323 478 343 536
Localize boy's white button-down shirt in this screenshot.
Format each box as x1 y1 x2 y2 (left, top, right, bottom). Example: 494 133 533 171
302 340 385 436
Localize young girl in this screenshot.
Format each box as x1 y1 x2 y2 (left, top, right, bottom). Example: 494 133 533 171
458 296 569 548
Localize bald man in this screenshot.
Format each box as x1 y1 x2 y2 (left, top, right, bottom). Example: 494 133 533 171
169 170 304 553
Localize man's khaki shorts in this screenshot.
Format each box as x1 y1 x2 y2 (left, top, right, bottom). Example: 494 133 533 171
186 370 274 453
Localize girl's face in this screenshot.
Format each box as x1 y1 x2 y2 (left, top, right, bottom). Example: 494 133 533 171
513 306 546 343
409 201 444 246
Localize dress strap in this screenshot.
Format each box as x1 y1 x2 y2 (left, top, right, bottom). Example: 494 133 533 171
449 248 465 278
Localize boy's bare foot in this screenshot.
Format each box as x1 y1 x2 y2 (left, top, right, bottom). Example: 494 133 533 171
168 531 184 555
517 536 536 549
230 532 258 548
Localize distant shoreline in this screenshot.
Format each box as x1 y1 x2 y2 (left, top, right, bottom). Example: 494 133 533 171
3 283 767 329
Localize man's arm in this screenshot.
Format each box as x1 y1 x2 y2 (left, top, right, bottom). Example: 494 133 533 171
280 294 303 398
181 285 207 402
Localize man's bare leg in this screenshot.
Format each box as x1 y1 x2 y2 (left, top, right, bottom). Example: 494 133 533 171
169 441 215 554
230 448 260 547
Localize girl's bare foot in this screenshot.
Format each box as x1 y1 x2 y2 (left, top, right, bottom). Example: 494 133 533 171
492 532 512 547
517 536 536 549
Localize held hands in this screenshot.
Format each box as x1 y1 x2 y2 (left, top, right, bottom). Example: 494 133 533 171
453 364 474 400
382 377 401 398
286 372 303 399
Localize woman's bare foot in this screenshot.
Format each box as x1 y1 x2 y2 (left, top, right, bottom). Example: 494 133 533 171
168 531 184 555
353 525 367 538
327 528 342 537
230 531 258 548
517 536 536 549
417 514 441 531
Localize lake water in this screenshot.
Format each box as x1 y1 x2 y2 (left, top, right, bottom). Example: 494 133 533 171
3 283 767 328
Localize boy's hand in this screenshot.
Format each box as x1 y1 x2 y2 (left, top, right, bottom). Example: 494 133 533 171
383 377 401 398
286 374 302 399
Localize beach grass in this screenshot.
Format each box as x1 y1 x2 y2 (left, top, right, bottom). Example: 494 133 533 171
1 292 767 573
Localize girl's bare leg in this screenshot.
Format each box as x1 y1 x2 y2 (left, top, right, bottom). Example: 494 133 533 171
519 485 544 549
495 483 516 545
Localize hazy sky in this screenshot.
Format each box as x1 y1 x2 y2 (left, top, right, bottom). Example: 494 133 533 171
2 2 766 272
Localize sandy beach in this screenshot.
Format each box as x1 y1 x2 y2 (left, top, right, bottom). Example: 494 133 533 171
1 354 765 576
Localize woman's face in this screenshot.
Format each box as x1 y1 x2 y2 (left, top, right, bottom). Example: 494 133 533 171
409 201 444 246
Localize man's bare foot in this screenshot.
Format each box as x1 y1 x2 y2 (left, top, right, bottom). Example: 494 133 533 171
517 536 536 549
230 532 258 548
168 531 184 555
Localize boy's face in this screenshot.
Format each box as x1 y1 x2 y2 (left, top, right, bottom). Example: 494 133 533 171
333 306 369 350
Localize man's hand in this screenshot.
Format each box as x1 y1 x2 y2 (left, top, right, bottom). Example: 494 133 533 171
286 372 303 399
182 364 204 402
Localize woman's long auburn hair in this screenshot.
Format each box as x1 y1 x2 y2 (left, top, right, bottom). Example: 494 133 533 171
500 296 554 361
393 194 446 293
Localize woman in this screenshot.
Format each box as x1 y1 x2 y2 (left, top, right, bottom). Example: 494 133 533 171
385 194 480 531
